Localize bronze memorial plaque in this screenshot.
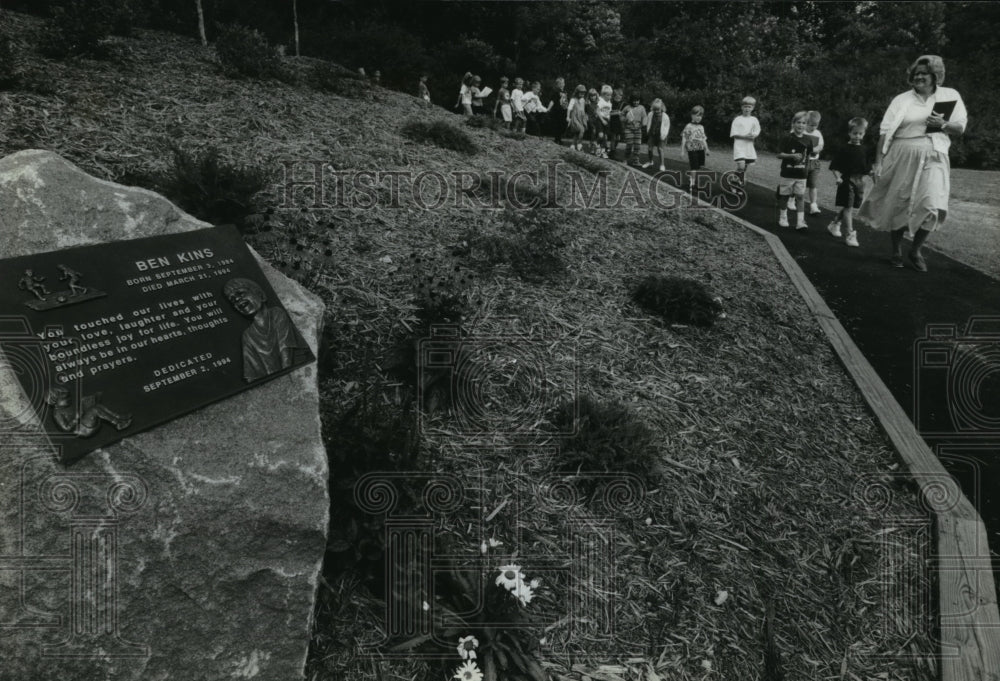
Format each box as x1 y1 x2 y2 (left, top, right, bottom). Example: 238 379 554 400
0 225 315 464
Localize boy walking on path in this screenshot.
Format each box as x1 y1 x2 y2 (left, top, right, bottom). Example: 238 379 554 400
827 117 874 247
776 111 814 230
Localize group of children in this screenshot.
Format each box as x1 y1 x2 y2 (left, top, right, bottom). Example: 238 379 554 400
563 85 679 173
445 75 875 245
766 104 873 247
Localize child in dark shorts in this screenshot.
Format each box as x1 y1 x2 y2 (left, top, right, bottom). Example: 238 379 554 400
827 117 874 247
680 105 709 193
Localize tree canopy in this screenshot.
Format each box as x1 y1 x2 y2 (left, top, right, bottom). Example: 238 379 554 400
7 0 997 167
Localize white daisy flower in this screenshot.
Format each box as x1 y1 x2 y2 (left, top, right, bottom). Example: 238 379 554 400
453 660 484 681
514 581 534 605
495 564 523 590
457 635 479 660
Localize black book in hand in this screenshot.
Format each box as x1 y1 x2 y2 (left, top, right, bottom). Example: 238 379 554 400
933 100 956 120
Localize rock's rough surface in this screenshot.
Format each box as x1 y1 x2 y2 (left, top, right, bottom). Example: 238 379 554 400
0 150 328 680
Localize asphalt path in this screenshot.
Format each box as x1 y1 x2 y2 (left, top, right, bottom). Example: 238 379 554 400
607 145 1000 558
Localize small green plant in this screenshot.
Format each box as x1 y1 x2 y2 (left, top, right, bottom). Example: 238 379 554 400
408 253 476 329
462 209 566 283
382 254 480 414
630 275 724 327
399 542 549 681
158 145 271 229
548 395 662 479
214 23 284 80
401 120 478 155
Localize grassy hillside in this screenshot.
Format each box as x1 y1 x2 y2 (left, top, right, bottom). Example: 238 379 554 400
0 11 937 681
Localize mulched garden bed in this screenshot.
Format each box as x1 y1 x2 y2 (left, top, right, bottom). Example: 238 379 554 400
0 11 937 681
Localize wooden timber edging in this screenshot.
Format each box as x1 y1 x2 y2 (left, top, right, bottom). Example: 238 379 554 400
622 165 1000 681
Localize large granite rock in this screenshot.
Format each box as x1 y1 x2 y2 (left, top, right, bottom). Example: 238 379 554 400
0 150 328 680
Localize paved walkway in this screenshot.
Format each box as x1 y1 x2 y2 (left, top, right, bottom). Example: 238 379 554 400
619 148 1000 555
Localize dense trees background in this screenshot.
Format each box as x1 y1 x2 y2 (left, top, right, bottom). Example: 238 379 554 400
5 0 998 168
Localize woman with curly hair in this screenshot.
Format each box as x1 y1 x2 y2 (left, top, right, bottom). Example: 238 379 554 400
858 55 968 271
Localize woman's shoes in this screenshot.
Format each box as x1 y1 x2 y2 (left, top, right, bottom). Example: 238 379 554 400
891 254 905 268
908 251 928 272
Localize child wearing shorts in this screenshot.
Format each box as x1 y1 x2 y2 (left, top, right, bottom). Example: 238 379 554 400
827 117 873 247
791 110 825 212
680 105 709 193
776 111 814 230
730 96 760 186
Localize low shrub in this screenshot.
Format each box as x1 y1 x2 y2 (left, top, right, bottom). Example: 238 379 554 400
462 209 566 283
499 129 528 141
157 145 271 229
323 395 423 590
400 120 478 155
382 254 479 414
214 23 284 80
0 28 24 89
561 147 609 174
630 275 724 327
306 59 372 99
40 0 116 58
548 395 661 479
464 114 502 131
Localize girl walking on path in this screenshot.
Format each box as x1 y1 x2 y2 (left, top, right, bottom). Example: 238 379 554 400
643 98 670 171
566 85 589 151
494 77 511 127
857 55 967 272
417 75 431 104
511 78 527 132
595 85 614 158
623 94 647 166
456 72 474 116
471 76 485 116
680 105 709 192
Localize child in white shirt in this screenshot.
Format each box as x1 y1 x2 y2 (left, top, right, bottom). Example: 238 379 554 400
730 96 760 186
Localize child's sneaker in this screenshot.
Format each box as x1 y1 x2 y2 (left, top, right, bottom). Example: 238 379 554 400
659 164 665 172
778 212 789 228
809 202 821 215
795 216 807 230
845 231 859 247
642 161 653 168
786 196 796 210
827 220 842 237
